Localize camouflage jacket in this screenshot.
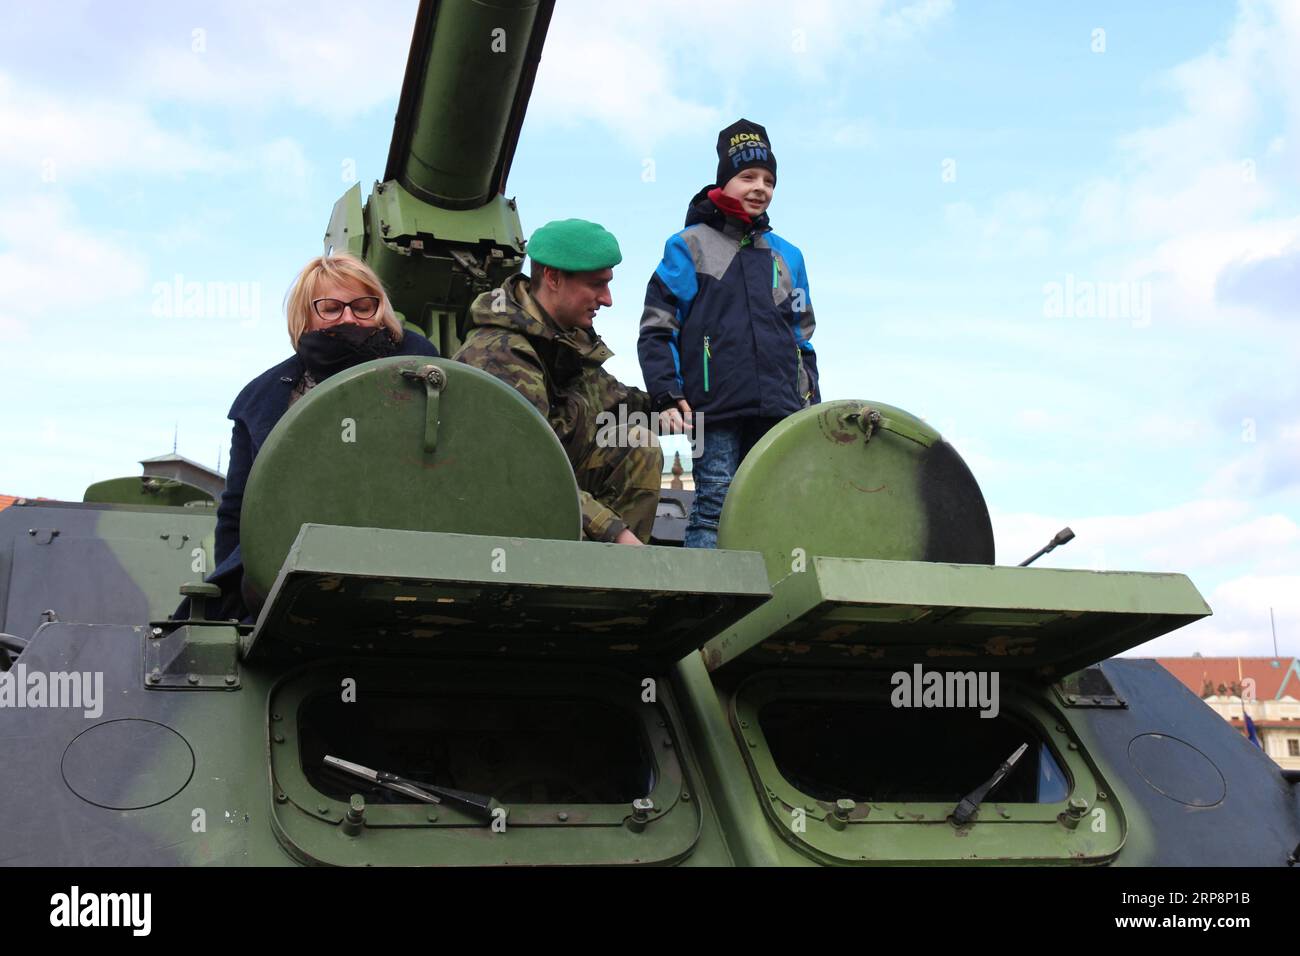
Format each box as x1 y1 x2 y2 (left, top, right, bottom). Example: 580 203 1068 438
455 273 654 542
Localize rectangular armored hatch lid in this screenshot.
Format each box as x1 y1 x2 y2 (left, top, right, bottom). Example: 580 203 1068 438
702 556 1211 681
246 524 772 664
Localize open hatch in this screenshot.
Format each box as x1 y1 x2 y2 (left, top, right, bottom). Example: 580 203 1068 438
703 555 1211 680
702 555 1210 864
247 523 771 667
252 524 772 865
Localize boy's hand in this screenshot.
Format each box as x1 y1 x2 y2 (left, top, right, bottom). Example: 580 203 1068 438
614 528 644 546
659 399 693 434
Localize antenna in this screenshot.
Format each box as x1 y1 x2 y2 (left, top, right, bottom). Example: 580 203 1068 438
1271 606 1279 660
217 444 223 475
173 422 178 454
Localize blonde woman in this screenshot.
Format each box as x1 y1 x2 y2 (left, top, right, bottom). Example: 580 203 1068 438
207 254 438 619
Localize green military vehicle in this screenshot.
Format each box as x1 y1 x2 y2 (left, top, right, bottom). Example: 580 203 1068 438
2 0 1297 867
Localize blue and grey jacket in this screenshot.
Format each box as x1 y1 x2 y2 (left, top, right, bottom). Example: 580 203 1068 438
638 186 819 422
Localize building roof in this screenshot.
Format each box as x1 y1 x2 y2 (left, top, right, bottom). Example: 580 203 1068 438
140 453 225 479
0 494 53 512
1157 656 1300 701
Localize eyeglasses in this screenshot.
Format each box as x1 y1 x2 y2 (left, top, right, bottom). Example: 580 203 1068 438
312 296 380 322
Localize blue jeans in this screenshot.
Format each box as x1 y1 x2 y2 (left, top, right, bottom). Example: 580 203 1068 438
685 417 781 549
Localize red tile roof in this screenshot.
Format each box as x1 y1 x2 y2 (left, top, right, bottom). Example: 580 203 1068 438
1157 657 1300 701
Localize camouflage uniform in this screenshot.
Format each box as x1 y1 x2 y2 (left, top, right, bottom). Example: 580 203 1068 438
455 274 663 543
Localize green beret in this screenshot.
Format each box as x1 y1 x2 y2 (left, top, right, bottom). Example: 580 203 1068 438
527 219 623 271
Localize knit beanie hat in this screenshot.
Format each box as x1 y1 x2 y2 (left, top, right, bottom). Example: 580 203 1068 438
716 118 777 187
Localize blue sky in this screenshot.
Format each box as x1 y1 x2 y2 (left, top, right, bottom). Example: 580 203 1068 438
1 1 1297 657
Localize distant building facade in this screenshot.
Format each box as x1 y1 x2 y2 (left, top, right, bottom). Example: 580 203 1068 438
1157 656 1300 771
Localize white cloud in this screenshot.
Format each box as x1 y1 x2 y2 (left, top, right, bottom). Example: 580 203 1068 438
996 498 1300 576
1135 573 1300 657
0 72 236 181
528 0 952 149
0 195 151 329
994 498 1300 656
1204 420 1300 496
130 6 410 121
948 0 1300 327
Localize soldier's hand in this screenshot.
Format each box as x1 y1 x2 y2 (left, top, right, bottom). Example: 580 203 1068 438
614 528 644 546
659 399 693 434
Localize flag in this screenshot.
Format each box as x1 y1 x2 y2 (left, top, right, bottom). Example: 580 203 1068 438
1244 713 1262 748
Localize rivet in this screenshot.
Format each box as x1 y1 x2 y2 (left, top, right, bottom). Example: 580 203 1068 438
272 713 282 722
557 812 569 822
273 733 285 744
224 674 236 685
275 792 287 804
147 671 161 684
317 805 329 815
426 810 438 822
1068 741 1079 750
151 627 164 638
187 673 200 685
681 792 691 802
662 736 673 748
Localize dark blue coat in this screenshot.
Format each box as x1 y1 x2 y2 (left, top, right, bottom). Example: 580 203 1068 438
207 331 439 614
637 186 820 422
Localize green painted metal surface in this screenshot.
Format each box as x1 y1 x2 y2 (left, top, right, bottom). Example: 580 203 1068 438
718 400 995 582
702 554 1212 678
728 672 1126 865
394 0 543 209
247 523 772 665
2 505 215 636
4 0 1295 871
240 357 581 598
83 475 213 508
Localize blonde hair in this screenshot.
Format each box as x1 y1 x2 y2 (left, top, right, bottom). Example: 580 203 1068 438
284 253 404 349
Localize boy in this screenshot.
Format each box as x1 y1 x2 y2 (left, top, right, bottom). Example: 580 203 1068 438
638 119 820 548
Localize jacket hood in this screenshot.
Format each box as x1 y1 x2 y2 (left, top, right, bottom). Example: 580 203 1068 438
684 183 771 232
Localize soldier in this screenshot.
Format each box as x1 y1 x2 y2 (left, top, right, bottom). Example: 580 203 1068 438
455 219 662 546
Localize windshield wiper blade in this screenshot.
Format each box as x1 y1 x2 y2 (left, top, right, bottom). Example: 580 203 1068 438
324 755 502 822
951 742 1029 826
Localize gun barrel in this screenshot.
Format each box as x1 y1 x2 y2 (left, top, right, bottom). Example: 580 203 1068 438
386 0 554 210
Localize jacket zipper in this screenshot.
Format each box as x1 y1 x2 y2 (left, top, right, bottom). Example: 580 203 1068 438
772 256 780 289
703 335 711 392
796 346 809 403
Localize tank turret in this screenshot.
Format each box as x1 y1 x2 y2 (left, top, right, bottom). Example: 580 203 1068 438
2 2 1297 873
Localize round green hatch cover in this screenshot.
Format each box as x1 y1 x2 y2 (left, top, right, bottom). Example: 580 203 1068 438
241 357 581 597
716 400 994 581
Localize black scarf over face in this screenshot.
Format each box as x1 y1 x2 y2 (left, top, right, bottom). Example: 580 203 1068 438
296 324 398 381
